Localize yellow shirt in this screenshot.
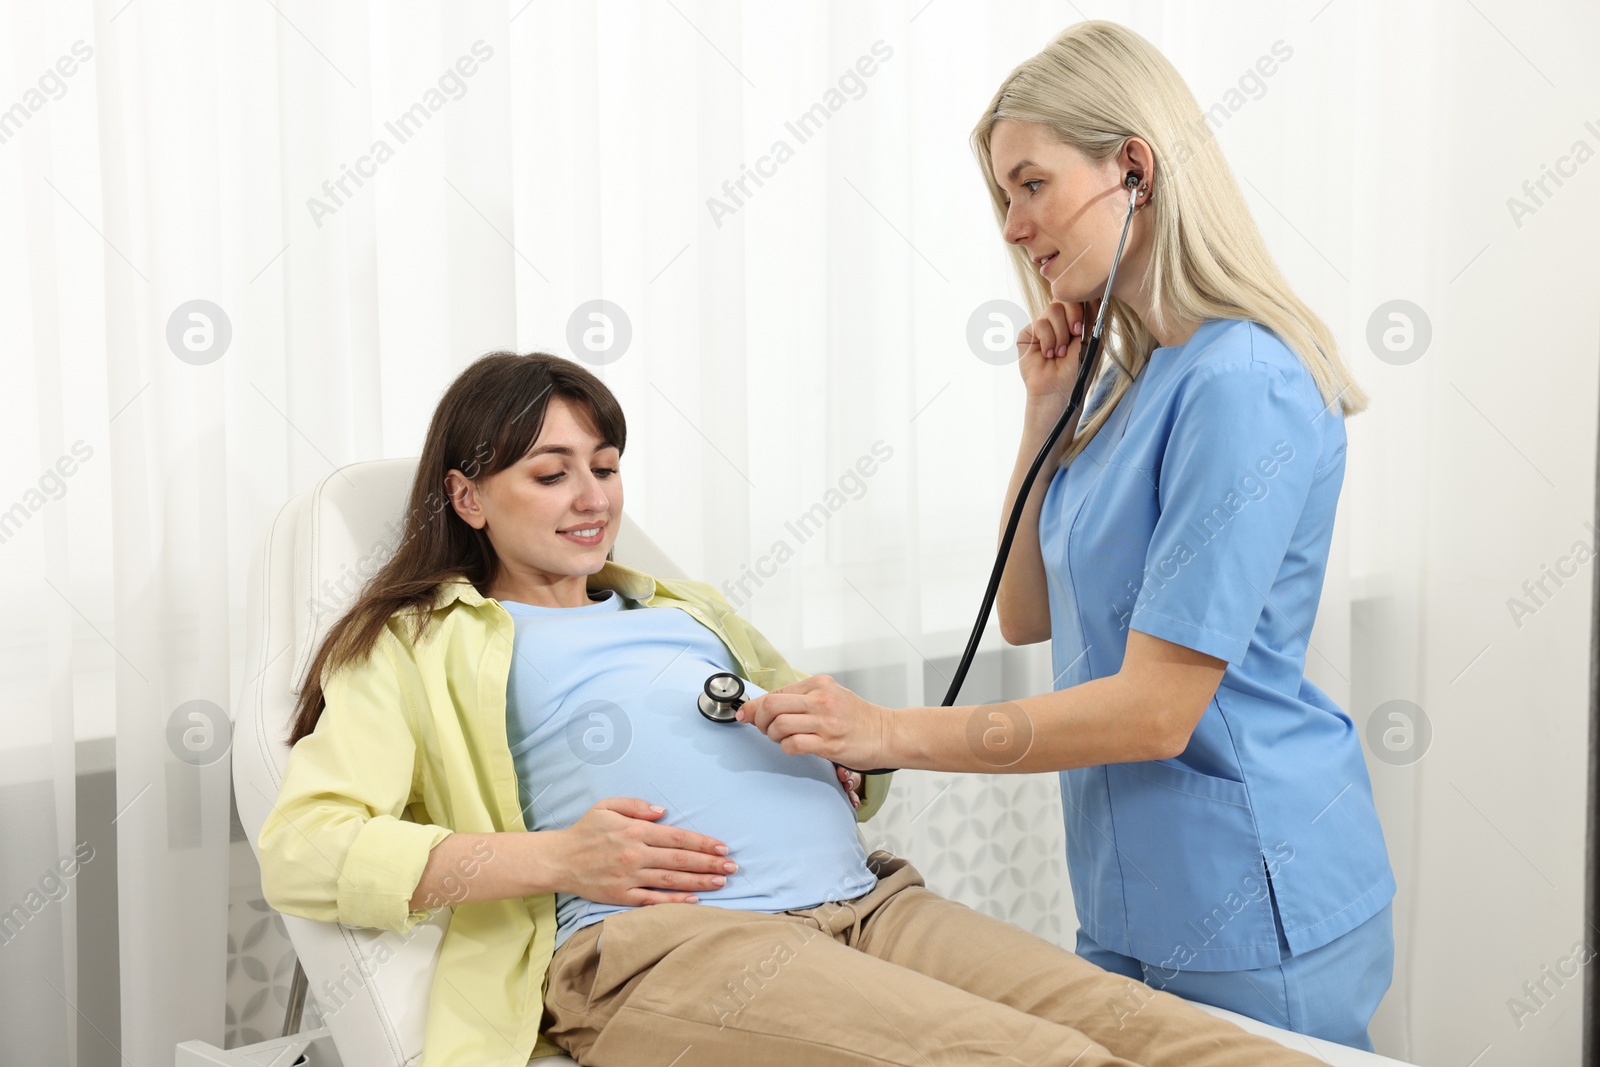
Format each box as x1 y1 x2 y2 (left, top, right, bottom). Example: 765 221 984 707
258 561 892 1066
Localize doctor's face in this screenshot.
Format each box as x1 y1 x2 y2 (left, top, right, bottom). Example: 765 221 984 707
447 396 624 602
991 119 1149 306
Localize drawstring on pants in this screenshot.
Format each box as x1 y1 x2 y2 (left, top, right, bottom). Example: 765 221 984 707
841 899 865 949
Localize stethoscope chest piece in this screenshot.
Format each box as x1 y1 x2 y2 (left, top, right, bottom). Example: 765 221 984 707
699 672 747 724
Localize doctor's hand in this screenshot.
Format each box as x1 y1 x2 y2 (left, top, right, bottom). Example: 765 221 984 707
736 675 894 774
1017 298 1100 406
833 764 864 811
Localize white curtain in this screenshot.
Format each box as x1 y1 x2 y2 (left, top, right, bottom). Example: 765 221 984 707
3 1 1594 1064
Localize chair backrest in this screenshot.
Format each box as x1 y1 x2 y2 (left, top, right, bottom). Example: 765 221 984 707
232 457 682 1066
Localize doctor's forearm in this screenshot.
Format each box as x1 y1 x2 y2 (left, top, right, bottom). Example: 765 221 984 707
885 673 1182 774
995 400 1077 645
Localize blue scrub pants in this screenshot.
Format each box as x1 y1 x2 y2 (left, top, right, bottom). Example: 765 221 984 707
1074 900 1394 1052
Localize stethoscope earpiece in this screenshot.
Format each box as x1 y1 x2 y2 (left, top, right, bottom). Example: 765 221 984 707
698 672 747 724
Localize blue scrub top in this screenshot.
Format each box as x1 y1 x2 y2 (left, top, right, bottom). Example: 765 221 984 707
1039 318 1395 973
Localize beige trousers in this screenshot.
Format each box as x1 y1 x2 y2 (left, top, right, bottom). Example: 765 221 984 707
541 851 1323 1066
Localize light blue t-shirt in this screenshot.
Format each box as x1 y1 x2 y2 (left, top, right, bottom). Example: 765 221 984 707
501 589 876 949
1040 318 1395 971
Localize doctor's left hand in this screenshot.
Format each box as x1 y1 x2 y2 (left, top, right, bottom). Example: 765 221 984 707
834 764 864 811
736 675 894 773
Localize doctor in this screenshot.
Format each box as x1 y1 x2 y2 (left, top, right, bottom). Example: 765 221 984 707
738 20 1396 1053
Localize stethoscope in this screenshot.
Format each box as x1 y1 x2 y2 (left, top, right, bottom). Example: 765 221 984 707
698 672 749 723
701 171 1150 774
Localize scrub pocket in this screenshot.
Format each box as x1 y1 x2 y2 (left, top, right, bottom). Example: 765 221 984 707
1106 757 1283 971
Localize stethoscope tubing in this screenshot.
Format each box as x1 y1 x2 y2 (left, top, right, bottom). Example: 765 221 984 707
703 174 1146 778
854 173 1145 774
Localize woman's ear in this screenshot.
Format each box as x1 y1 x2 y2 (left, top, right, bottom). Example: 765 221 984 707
1120 136 1157 202
444 468 487 530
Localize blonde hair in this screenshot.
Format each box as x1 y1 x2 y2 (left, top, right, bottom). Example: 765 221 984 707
972 21 1368 465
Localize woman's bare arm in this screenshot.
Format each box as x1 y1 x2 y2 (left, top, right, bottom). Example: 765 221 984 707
996 300 1096 646
995 398 1079 645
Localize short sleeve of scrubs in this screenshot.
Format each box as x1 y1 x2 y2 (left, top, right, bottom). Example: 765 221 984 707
1128 362 1323 667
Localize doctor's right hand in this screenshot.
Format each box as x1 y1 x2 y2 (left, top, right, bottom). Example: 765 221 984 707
1016 298 1100 407
546 797 737 907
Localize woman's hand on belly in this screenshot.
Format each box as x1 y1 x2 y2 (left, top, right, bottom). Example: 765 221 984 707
547 797 740 906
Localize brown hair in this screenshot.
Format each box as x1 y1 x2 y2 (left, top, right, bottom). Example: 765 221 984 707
285 351 626 745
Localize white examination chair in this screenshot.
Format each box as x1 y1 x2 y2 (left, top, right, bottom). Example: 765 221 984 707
179 458 1415 1067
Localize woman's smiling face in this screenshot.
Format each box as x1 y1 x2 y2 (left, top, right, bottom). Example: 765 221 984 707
446 395 624 607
